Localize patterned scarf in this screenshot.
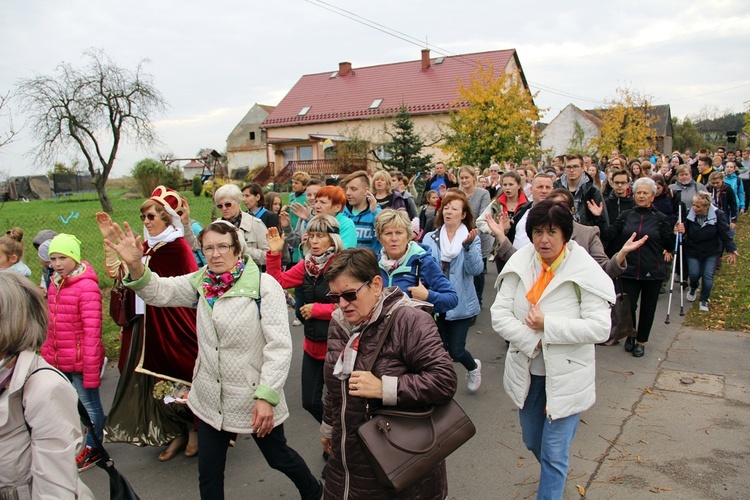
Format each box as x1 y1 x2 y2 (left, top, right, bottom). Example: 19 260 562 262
379 241 411 274
304 247 336 278
202 259 244 308
332 295 383 380
525 247 566 305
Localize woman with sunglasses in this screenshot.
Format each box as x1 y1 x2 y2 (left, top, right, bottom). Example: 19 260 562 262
265 215 344 424
320 248 457 499
106 220 322 500
100 186 200 462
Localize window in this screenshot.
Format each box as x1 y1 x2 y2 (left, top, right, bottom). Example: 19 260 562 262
249 131 256 141
282 147 296 167
329 71 338 79
369 98 384 109
375 144 392 161
435 57 445 65
298 106 311 116
298 146 313 161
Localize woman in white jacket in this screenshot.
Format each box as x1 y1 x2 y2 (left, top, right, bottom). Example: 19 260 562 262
491 200 615 500
106 220 321 500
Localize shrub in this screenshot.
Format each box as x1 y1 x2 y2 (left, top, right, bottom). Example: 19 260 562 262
192 175 202 197
132 158 165 197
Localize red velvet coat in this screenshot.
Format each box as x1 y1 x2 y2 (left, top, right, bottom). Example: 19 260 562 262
138 238 199 384
42 262 104 389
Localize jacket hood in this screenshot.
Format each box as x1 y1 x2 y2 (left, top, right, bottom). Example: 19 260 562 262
499 240 615 304
559 171 593 193
687 204 718 227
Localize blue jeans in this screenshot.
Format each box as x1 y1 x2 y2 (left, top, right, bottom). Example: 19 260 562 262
67 372 105 449
687 254 719 302
519 375 580 500
435 316 477 372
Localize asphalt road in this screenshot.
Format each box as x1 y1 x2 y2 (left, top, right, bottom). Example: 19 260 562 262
81 268 750 499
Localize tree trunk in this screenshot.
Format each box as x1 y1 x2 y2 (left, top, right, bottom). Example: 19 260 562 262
95 179 113 213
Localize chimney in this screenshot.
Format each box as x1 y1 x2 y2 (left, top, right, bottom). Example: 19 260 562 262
421 49 430 71
339 61 352 76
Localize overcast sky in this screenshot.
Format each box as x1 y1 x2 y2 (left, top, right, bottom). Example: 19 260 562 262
1 0 748 178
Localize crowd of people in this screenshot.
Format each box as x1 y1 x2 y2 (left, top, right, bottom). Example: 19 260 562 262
0 145 745 499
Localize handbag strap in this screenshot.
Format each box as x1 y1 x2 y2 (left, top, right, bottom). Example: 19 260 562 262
364 306 403 372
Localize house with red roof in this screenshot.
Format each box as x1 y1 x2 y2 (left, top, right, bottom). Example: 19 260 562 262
260 48 530 184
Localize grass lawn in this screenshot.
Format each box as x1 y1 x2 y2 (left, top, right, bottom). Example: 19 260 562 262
682 213 750 332
0 187 223 359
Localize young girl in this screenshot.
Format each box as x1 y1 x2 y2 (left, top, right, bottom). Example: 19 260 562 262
0 228 32 277
418 189 439 240
40 233 105 472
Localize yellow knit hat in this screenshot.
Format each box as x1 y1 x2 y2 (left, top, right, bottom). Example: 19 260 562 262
48 234 82 264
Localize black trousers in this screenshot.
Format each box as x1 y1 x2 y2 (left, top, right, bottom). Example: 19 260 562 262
300 352 325 423
473 258 487 308
619 278 662 344
197 420 319 500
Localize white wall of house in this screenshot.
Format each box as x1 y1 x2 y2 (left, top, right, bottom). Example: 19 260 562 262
226 104 271 177
541 104 600 158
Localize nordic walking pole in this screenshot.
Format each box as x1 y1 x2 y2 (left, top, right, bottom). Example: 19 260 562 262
678 204 685 316
665 223 680 324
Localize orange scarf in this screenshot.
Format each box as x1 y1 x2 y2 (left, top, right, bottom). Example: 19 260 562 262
525 247 566 305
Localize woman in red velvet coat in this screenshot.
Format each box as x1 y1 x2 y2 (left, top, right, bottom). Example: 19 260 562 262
102 186 199 461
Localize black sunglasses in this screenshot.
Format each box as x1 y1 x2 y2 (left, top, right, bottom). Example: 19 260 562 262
326 281 370 304
140 213 157 221
216 202 234 209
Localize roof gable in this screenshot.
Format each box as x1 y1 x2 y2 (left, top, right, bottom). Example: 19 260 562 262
263 49 522 128
585 104 672 136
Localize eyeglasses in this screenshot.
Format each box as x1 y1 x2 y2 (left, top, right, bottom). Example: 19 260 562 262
216 202 234 209
326 280 370 304
202 244 234 256
565 165 582 170
612 181 629 186
140 213 157 221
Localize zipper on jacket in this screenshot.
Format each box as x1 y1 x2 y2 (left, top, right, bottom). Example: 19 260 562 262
340 378 350 499
637 214 644 278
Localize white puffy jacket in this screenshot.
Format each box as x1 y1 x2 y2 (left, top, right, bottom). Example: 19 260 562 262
491 241 615 420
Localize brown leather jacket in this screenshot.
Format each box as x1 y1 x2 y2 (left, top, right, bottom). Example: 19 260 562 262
322 287 458 499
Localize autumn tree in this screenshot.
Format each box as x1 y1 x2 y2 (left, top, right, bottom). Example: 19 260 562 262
442 62 542 166
567 120 595 156
380 105 433 178
589 87 655 158
16 49 166 212
0 91 16 150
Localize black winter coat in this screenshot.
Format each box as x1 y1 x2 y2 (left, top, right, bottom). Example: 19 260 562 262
682 206 737 261
323 287 457 499
602 206 675 281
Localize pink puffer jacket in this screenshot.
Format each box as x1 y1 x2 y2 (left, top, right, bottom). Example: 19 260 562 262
41 261 104 389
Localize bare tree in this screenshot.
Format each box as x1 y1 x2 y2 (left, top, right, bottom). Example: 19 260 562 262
16 49 166 212
0 91 17 150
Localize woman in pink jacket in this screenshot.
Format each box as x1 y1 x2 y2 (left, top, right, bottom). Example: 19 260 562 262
40 233 105 473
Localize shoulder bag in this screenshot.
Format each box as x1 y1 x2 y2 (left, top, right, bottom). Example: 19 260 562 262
110 265 136 327
603 276 637 345
356 308 476 492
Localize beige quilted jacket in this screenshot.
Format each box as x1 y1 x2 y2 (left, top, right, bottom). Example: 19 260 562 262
128 257 291 433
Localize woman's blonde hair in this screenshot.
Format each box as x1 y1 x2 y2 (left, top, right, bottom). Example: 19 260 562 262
370 170 392 194
691 191 712 207
0 271 48 354
375 208 414 239
303 215 344 254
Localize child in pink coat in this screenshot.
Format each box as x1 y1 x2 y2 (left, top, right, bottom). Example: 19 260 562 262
41 233 105 472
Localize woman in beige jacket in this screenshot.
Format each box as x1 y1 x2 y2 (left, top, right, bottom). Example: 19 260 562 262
0 271 94 499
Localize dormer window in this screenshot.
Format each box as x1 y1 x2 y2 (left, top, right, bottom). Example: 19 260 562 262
329 71 338 79
435 57 445 65
298 106 311 116
369 98 384 109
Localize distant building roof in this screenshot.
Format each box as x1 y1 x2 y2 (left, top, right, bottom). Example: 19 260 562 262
262 49 524 128
183 160 203 168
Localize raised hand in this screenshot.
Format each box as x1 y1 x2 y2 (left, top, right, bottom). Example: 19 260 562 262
587 199 603 217
279 210 291 229
463 228 478 245
105 222 145 278
180 197 191 227
484 213 506 240
266 227 286 255
95 212 114 241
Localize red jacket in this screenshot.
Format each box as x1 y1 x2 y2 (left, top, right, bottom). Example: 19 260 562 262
42 261 104 389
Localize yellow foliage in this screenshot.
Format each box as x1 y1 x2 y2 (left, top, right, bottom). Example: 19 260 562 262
589 87 656 158
442 61 544 166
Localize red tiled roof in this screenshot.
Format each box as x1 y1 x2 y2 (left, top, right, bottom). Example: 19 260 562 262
263 49 521 128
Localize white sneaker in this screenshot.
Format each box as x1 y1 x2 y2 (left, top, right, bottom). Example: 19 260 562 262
686 288 697 302
467 359 482 393
292 319 302 326
699 301 709 312
100 357 108 379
